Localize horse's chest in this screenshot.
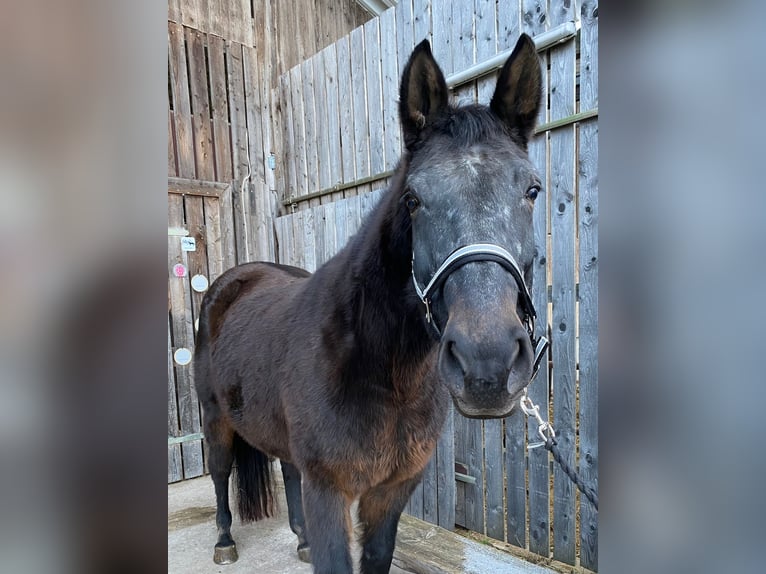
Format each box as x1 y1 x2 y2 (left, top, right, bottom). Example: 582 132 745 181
350 404 445 487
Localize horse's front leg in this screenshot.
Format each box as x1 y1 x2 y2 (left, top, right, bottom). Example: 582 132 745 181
301 477 353 574
358 475 422 574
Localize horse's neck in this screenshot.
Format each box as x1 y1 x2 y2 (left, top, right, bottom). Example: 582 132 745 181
334 188 435 389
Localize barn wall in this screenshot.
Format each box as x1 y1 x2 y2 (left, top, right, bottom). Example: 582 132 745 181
167 2 373 483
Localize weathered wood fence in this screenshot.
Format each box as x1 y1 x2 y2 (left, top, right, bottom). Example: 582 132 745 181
272 1 598 570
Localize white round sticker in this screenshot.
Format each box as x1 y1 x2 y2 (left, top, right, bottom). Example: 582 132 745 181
191 274 209 292
174 347 192 366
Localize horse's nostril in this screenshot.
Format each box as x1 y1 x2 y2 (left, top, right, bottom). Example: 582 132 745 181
447 340 469 376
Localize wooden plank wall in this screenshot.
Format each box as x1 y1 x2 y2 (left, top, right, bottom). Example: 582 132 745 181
577 1 599 570
272 1 598 570
168 0 370 76
167 1 372 483
523 0 553 561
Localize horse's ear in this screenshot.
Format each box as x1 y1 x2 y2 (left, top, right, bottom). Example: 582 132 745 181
399 40 449 150
490 34 542 148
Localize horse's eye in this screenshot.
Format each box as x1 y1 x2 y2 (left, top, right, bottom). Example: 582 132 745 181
526 186 540 201
404 194 420 213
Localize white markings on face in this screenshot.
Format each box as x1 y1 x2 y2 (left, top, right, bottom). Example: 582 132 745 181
460 150 484 178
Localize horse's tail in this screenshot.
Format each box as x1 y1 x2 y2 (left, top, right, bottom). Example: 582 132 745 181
232 433 276 522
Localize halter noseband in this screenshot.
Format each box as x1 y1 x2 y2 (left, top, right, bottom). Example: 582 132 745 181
411 243 549 380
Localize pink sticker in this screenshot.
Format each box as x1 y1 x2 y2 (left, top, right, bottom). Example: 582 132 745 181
173 263 187 278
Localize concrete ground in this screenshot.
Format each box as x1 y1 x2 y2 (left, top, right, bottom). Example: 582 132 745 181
168 475 313 574
169 475 409 574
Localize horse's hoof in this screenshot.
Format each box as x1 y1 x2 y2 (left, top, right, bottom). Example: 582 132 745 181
297 544 311 563
213 543 239 564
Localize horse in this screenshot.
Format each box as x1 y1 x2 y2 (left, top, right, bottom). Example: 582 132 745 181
194 34 544 574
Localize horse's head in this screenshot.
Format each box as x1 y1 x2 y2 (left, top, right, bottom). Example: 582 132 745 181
399 36 543 418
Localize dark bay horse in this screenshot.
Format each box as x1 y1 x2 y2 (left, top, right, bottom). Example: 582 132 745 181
194 34 543 574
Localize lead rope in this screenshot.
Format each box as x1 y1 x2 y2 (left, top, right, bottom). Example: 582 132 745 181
520 384 599 511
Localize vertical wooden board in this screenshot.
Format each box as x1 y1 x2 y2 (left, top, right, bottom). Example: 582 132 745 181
453 413 466 528
359 189 378 221
219 186 236 271
350 27 369 180
337 37 356 184
496 0 520 51
168 0 181 23
549 0 577 563
243 46 265 187
278 215 288 265
168 109 178 177
243 46 269 260
292 210 306 270
227 43 248 182
168 315 183 483
290 66 308 197
186 28 215 181
395 0 414 73
231 181 248 264
227 43 250 263
484 418 505 542
301 208 316 272
430 0 453 76
251 0 264 56
313 51 331 191
379 8 401 171
453 0 473 76
364 19 385 176
204 197 224 281
180 0 201 31
168 195 204 478
346 195 362 240
408 473 425 520
184 195 209 325
313 204 326 267
436 405 455 530
421 446 438 525
522 0 550 558
412 0 431 46
257 37 278 263
243 48 272 261
273 0 291 82
450 1 475 106
323 44 343 188
169 22 196 179
504 409 526 547
475 0 499 104
578 2 598 569
227 0 245 46
302 59 319 195
207 36 233 182
208 0 228 38
198 0 210 32
322 202 337 263
274 216 285 264
334 197 348 250
291 0 307 68
282 213 294 266
280 74 297 200
463 416 485 534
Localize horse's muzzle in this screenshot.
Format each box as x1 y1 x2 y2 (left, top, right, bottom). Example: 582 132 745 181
438 323 533 419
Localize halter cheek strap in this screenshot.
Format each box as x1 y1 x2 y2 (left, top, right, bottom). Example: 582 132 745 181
412 243 549 381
